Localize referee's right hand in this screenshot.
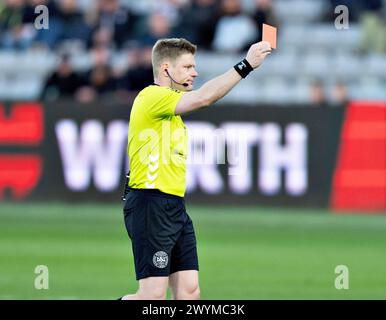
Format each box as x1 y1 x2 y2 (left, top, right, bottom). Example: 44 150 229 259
245 41 272 69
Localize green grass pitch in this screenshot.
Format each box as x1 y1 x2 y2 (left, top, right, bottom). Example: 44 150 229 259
0 202 385 300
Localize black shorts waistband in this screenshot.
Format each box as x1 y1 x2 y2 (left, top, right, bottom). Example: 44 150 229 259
128 188 184 200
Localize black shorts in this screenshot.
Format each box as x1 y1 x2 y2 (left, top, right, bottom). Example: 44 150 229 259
123 188 199 280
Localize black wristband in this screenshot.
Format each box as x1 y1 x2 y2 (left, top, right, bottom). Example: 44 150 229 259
233 59 253 78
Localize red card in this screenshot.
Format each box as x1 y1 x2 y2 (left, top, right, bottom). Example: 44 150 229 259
262 23 277 49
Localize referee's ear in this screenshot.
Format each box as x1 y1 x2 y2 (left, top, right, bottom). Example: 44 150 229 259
161 62 170 77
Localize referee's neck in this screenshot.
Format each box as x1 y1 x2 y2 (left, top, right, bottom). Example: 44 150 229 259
154 77 171 88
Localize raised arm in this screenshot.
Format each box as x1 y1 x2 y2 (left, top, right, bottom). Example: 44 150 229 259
175 41 272 115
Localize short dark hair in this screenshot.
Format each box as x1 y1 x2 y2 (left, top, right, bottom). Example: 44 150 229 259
152 38 197 78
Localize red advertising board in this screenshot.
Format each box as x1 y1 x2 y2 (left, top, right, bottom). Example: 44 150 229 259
331 101 386 212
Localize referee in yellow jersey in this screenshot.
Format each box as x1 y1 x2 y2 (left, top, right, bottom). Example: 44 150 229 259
120 38 271 300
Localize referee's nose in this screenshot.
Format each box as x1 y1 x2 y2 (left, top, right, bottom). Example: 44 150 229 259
191 68 198 78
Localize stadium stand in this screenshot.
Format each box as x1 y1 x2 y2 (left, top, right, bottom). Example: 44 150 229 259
0 0 385 104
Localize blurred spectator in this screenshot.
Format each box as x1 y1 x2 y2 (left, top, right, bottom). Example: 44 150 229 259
151 0 187 28
87 65 116 93
90 44 111 66
361 0 384 12
252 0 279 43
76 66 117 103
0 0 35 50
22 0 60 49
330 81 349 106
89 26 114 50
212 0 257 53
42 54 83 101
56 0 91 45
138 12 173 47
175 0 219 50
117 45 154 95
309 80 327 107
86 0 141 49
359 0 386 54
22 0 57 24
76 46 116 103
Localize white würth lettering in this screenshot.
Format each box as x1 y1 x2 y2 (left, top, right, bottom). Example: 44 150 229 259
55 119 128 191
55 120 308 196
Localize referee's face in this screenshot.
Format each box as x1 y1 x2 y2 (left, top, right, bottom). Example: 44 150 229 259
171 53 198 91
